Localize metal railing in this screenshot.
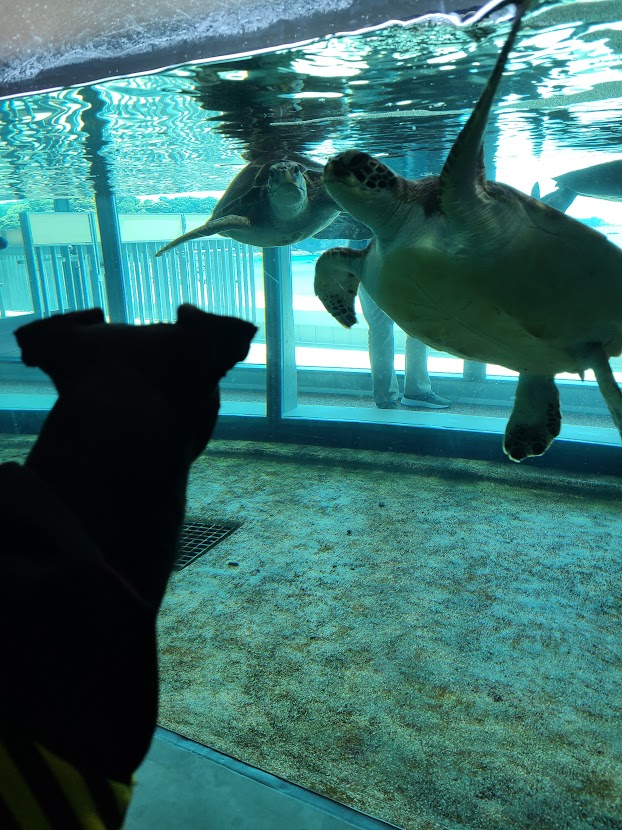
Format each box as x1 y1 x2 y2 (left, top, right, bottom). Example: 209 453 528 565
16 211 106 319
0 215 257 329
0 243 103 320
120 238 256 324
0 250 31 318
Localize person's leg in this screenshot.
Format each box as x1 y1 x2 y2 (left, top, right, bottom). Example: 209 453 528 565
402 335 451 408
358 285 399 407
403 336 432 396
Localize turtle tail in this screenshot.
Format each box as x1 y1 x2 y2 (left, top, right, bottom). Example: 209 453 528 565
587 344 622 439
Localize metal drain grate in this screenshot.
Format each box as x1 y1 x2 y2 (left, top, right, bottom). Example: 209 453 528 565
175 521 240 571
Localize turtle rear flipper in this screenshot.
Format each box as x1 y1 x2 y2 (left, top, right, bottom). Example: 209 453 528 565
155 215 251 256
503 373 561 462
531 182 577 213
538 186 577 213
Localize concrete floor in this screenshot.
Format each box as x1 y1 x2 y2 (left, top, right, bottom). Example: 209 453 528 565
1 435 620 829
126 728 398 830
155 441 622 830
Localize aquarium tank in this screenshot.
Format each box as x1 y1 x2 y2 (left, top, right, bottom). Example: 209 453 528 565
0 0 621 827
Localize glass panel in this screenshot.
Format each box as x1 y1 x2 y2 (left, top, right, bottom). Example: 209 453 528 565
0 207 266 417
291 236 464 422
1 5 622 829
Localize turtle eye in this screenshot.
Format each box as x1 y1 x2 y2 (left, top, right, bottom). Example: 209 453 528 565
291 165 299 175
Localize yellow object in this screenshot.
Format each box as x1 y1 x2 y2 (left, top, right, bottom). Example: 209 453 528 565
0 736 133 830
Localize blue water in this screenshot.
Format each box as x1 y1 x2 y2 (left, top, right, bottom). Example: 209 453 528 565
1 3 622 206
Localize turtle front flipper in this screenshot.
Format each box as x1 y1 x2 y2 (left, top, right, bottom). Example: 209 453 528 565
315 247 366 328
503 373 561 462
155 215 251 257
438 0 532 220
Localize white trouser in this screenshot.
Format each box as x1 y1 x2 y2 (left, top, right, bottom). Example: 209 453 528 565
358 284 431 405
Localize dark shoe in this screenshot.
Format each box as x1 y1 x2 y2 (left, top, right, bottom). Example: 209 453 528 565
376 401 400 410
401 391 451 409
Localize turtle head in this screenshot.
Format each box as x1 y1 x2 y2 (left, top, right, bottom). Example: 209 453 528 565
267 161 308 215
324 151 399 232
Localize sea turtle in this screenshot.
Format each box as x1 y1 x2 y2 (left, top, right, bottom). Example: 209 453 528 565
532 158 622 212
155 151 369 256
314 0 622 462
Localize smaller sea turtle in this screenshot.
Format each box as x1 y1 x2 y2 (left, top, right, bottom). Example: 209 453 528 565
533 158 622 212
155 152 368 256
314 0 622 462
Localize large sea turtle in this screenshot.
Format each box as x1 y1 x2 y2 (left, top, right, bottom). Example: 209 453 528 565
155 151 369 256
533 158 622 212
314 0 622 462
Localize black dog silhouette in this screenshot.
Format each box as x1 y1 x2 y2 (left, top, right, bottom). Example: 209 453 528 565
0 305 256 819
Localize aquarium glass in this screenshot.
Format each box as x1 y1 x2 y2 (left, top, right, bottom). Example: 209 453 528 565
1 2 622 828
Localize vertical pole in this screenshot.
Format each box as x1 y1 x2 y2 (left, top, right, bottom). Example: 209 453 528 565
18 212 43 318
53 198 79 312
93 192 127 322
79 85 129 322
263 246 297 427
463 361 487 382
86 212 106 313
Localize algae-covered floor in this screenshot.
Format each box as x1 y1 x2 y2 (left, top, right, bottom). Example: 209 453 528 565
2 436 621 829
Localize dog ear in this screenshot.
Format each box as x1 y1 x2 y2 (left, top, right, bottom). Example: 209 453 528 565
15 309 106 370
176 304 257 375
